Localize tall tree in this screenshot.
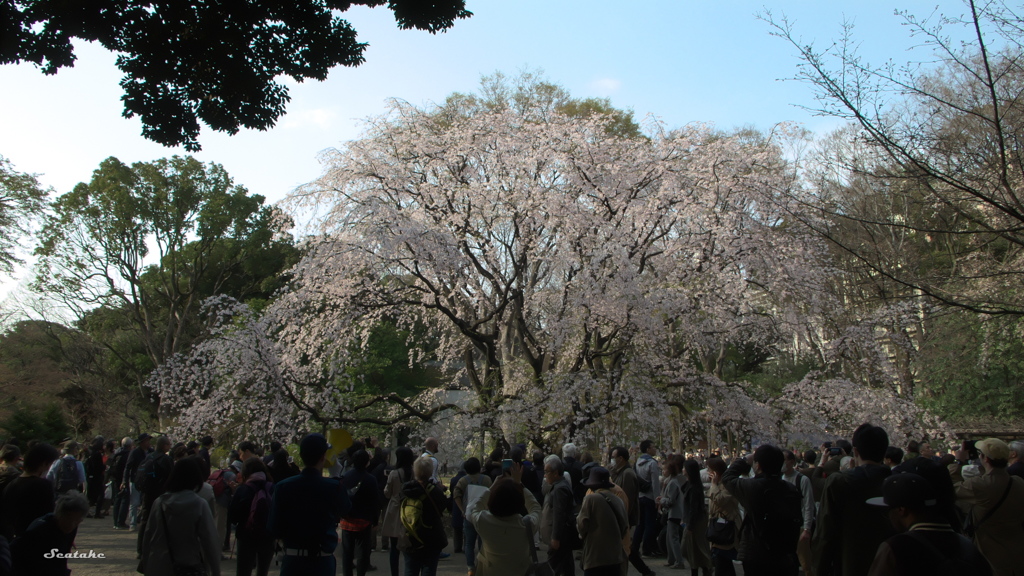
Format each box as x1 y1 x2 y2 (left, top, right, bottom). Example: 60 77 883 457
1 1 470 150
764 1 1024 316
0 155 48 275
151 76 832 448
33 155 290 420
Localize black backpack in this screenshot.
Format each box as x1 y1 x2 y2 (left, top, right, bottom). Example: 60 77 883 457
55 457 79 493
135 453 170 495
752 478 802 553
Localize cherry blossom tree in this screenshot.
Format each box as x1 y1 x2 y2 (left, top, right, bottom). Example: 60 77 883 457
191 77 823 444
149 76 947 448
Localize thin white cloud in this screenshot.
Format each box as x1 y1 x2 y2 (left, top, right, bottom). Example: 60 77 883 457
590 77 622 96
281 108 338 130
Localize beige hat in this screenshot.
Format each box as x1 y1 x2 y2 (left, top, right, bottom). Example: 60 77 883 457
977 438 1010 461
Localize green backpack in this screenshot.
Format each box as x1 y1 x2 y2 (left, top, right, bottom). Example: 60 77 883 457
400 484 443 551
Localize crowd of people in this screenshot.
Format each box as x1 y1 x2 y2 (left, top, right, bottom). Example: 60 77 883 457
0 426 1021 576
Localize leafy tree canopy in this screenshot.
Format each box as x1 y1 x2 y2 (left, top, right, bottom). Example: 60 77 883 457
0 0 471 151
33 155 294 414
0 155 48 275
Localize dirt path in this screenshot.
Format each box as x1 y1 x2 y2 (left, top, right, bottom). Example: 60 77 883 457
66 516 475 576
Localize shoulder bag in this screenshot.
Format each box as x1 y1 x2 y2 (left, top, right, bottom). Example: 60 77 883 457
963 476 1013 539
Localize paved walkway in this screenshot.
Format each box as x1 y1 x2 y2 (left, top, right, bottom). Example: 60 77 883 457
65 516 665 576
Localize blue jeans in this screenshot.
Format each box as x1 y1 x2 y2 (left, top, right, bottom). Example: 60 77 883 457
403 549 440 576
129 482 141 527
464 521 480 569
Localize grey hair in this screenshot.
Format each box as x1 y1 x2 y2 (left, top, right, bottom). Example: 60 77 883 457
544 454 564 475
1009 440 1024 459
55 490 90 518
562 443 579 459
412 456 434 482
122 437 134 448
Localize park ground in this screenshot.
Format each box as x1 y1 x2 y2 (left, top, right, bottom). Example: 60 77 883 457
64 515 666 576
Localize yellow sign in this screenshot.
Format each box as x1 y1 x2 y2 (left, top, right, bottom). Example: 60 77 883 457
324 428 353 466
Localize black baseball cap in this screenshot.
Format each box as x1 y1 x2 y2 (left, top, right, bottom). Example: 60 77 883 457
866 473 937 510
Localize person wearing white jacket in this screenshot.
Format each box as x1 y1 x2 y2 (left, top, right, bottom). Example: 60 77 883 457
465 463 542 576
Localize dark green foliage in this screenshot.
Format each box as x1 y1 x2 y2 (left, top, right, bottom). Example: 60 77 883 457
347 321 439 398
916 312 1024 421
1 1 470 150
0 404 70 444
33 155 299 423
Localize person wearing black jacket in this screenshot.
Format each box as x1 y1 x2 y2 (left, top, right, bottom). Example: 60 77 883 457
340 450 381 576
448 464 466 554
721 445 802 576
401 457 448 576
9 491 88 576
124 433 152 531
136 436 173 557
109 437 133 529
230 457 276 576
84 438 107 519
562 443 586 509
541 456 578 576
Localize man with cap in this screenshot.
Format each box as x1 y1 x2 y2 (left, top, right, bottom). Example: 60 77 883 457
269 432 351 576
577 466 629 576
866 473 991 576
955 438 1024 576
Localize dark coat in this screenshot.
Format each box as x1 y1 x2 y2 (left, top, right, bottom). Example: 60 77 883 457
540 478 578 547
268 467 350 554
812 463 894 576
341 468 381 525
399 480 447 552
9 513 76 576
609 463 640 526
721 459 802 575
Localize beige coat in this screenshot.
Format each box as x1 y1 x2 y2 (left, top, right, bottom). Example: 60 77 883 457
381 468 409 539
957 468 1024 576
577 489 628 570
466 487 542 576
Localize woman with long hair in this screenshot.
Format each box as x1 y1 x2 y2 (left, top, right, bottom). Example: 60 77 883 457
682 459 711 576
381 446 415 576
465 464 541 576
141 456 220 576
705 457 740 576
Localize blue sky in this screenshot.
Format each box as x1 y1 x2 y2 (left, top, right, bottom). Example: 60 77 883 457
0 1 970 293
